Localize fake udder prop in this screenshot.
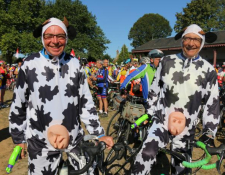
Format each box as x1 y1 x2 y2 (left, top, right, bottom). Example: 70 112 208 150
168 112 186 136
47 125 69 149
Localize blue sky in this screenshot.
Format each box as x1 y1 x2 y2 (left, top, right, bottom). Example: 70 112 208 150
80 0 191 59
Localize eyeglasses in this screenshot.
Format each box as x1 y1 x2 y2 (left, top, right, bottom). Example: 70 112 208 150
183 37 202 44
43 34 67 40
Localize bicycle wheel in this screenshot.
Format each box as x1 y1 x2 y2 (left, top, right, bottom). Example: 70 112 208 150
106 111 123 142
105 120 134 175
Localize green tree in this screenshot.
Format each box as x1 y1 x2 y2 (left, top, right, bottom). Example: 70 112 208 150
42 0 110 59
0 0 43 63
174 0 225 32
117 44 130 64
0 0 110 63
128 13 172 48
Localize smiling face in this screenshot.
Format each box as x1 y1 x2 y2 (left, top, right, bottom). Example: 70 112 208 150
43 25 66 56
182 33 202 58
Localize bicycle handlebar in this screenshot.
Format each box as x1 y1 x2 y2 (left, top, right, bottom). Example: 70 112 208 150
131 114 150 129
105 143 125 165
69 140 106 175
182 141 225 173
182 141 212 168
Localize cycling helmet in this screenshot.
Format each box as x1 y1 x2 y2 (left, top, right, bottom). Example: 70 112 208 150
148 49 164 58
140 57 150 64
80 58 88 65
125 58 131 64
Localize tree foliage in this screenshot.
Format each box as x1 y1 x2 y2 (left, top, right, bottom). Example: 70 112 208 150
174 0 225 32
117 44 130 64
128 13 172 48
0 0 110 63
0 0 43 63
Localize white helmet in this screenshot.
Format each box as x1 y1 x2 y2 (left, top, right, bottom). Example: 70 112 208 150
140 57 150 64
148 49 164 58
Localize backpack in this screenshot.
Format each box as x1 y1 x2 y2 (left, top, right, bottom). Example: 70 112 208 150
132 83 141 93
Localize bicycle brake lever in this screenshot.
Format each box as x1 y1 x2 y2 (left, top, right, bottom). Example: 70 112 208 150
217 150 224 174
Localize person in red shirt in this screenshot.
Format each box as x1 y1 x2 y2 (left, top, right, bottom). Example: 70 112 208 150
0 61 9 108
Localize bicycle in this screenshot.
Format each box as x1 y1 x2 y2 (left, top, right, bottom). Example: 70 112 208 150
107 82 120 109
106 111 225 175
57 135 126 175
105 95 146 174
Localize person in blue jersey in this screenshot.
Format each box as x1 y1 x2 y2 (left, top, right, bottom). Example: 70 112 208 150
91 60 109 117
120 49 164 100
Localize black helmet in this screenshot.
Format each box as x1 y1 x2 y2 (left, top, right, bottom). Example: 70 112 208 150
80 58 88 65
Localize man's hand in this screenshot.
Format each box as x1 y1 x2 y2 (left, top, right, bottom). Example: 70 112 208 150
90 76 97 81
99 136 114 149
17 143 26 159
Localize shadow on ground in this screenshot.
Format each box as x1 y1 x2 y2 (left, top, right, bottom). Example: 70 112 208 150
0 127 10 142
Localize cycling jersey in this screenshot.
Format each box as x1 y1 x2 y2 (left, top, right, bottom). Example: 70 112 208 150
0 67 7 88
84 66 91 78
96 67 109 88
120 63 156 100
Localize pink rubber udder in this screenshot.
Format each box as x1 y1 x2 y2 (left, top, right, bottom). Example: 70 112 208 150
47 125 69 149
168 112 186 136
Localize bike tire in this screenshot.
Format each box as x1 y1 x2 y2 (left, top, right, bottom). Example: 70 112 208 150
106 111 123 142
105 120 135 175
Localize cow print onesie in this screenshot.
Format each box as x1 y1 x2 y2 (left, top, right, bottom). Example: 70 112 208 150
9 49 104 175
131 53 220 175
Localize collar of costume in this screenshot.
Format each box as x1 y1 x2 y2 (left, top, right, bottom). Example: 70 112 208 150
40 48 65 61
42 17 68 48
182 24 205 52
180 52 200 61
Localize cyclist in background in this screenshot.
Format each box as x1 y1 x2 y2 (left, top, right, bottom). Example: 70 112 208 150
0 61 9 108
14 58 23 79
217 64 225 89
91 60 109 117
120 49 163 101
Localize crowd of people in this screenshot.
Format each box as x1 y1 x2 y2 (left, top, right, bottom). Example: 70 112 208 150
0 58 23 109
0 16 223 175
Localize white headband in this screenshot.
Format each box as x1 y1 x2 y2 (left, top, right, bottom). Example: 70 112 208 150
41 18 68 49
182 24 205 51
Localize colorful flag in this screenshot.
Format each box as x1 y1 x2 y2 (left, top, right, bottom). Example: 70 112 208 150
70 49 75 57
15 48 19 58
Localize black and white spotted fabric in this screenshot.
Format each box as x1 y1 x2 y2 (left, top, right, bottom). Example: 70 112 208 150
131 53 220 175
9 51 104 174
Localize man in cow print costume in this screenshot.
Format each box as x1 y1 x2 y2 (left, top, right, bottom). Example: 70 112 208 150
8 17 113 175
131 24 220 175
